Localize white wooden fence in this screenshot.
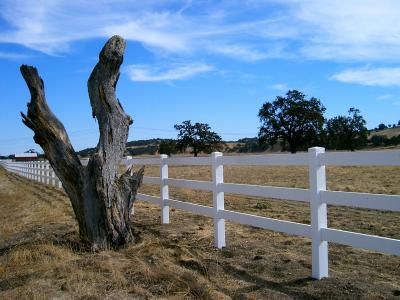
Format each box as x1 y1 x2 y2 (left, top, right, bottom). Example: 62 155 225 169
1 147 399 280
0 159 63 188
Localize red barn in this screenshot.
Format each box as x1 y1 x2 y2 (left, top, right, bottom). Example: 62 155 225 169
14 153 38 162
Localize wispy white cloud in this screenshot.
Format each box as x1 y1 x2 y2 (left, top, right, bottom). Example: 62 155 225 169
125 62 214 82
331 67 400 87
294 0 400 61
377 94 394 100
269 83 288 91
0 0 279 58
207 44 268 62
102 12 190 53
1 0 400 63
0 51 29 60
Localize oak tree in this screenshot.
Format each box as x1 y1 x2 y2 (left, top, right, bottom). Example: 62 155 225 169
326 108 368 151
174 121 223 157
258 90 326 153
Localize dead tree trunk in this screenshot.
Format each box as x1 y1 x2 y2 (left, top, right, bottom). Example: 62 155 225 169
20 36 144 250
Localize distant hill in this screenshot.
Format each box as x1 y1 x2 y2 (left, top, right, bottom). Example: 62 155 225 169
126 138 167 147
8 127 400 159
73 127 400 158
369 126 400 138
77 139 170 158
76 137 266 158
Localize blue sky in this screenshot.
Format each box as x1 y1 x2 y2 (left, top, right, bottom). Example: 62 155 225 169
1 0 400 155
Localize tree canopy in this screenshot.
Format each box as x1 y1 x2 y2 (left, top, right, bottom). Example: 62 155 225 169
174 120 223 156
258 90 325 153
158 139 178 156
378 123 388 130
326 108 368 151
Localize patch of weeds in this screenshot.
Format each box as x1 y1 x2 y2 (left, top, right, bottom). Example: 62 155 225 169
254 202 272 210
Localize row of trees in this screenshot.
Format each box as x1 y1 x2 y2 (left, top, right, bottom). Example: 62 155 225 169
258 90 369 153
373 122 400 131
160 90 395 156
370 134 400 147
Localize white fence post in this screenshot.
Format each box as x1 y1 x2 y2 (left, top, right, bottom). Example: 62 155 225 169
41 161 45 183
212 152 225 248
33 161 37 181
36 161 39 181
38 161 41 182
309 147 328 279
51 167 56 186
160 154 169 224
45 161 50 185
37 161 41 182
37 161 40 182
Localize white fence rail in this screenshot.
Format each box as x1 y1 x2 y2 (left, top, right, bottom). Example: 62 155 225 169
1 147 400 280
124 147 400 280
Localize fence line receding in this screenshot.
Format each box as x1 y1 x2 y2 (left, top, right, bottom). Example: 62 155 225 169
1 147 399 280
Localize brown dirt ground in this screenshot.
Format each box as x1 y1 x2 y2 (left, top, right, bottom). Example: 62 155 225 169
0 164 399 299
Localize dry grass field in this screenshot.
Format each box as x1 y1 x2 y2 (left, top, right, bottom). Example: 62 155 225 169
370 127 400 138
0 161 399 299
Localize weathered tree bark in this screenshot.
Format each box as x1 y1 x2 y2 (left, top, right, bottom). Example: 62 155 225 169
20 36 144 250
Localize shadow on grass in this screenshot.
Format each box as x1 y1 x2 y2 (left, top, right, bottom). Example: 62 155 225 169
221 264 318 300
0 273 37 292
0 223 82 255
